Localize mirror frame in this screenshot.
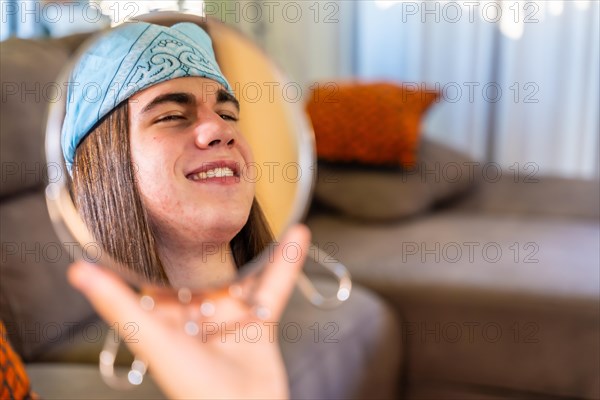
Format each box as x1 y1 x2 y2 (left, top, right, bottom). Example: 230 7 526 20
45 11 317 290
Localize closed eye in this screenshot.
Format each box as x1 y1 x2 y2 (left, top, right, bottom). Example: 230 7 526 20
220 114 239 122
155 115 185 124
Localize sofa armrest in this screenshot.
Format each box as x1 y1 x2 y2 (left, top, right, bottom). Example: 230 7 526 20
281 279 403 400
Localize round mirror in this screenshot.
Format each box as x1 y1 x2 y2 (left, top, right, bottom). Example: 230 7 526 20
45 11 316 292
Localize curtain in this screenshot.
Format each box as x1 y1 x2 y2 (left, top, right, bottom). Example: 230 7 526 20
355 1 599 179
1 0 45 39
0 0 113 39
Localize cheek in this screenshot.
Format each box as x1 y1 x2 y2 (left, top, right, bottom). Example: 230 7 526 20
132 146 156 192
134 167 184 235
130 133 173 179
239 137 254 165
134 166 172 219
130 137 178 212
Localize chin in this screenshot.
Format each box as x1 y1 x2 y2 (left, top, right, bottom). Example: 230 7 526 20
197 211 250 241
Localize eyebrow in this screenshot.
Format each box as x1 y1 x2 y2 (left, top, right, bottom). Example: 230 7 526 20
139 89 240 114
216 89 240 112
140 92 195 114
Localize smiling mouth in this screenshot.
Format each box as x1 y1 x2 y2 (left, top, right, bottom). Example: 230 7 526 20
185 161 241 182
188 167 235 181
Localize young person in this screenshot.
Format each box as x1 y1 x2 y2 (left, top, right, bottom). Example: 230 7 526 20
63 20 311 399
64 21 273 287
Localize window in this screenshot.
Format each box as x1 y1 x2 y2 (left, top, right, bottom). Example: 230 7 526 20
0 0 209 40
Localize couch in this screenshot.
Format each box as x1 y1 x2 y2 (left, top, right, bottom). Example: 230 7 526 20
305 141 600 399
0 34 401 399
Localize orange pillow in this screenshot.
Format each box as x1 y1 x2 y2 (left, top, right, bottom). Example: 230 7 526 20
1 321 33 400
306 82 440 167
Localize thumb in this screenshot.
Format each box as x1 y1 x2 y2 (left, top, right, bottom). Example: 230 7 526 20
67 261 154 342
251 224 311 320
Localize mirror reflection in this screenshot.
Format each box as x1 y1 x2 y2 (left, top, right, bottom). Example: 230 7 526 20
46 13 314 291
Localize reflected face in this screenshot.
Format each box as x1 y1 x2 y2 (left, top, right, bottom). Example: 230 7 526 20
128 77 254 248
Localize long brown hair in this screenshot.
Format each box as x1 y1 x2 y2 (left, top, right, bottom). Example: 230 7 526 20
70 101 273 285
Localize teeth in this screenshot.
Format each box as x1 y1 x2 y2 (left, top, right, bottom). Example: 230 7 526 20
190 167 234 181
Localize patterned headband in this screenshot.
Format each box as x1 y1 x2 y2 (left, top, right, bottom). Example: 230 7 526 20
61 21 232 173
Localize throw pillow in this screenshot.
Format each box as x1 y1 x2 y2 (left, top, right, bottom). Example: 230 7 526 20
305 82 440 167
0 321 33 400
313 138 477 221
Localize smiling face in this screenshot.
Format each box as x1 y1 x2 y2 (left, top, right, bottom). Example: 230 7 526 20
128 77 255 252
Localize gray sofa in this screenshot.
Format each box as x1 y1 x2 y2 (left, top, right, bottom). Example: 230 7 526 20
0 35 401 399
306 147 600 398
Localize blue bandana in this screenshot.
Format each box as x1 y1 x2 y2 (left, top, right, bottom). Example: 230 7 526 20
61 21 232 173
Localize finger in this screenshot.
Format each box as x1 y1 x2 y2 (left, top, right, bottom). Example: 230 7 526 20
252 224 311 320
69 262 212 399
68 261 141 320
67 261 161 351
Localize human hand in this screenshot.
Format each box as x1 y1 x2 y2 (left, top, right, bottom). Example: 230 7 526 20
68 224 311 400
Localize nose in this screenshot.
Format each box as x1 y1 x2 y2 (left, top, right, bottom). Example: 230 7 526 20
193 112 236 149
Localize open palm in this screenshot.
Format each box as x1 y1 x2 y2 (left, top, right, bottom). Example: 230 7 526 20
68 225 311 400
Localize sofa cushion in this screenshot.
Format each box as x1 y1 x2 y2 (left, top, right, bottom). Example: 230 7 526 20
1 33 100 360
0 38 72 198
26 278 402 400
314 138 477 221
454 174 600 220
306 211 600 398
306 82 439 167
280 278 402 400
26 364 165 400
0 191 100 361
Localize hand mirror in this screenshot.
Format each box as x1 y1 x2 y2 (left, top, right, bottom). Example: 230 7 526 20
44 9 350 366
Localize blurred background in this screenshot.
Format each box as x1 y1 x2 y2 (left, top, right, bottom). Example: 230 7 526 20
2 0 598 179
1 1 599 399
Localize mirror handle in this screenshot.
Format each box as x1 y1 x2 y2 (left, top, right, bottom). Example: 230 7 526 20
99 327 148 390
296 244 352 309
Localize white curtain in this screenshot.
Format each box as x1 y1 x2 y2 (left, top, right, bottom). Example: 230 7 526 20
355 1 599 179
5 0 596 179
